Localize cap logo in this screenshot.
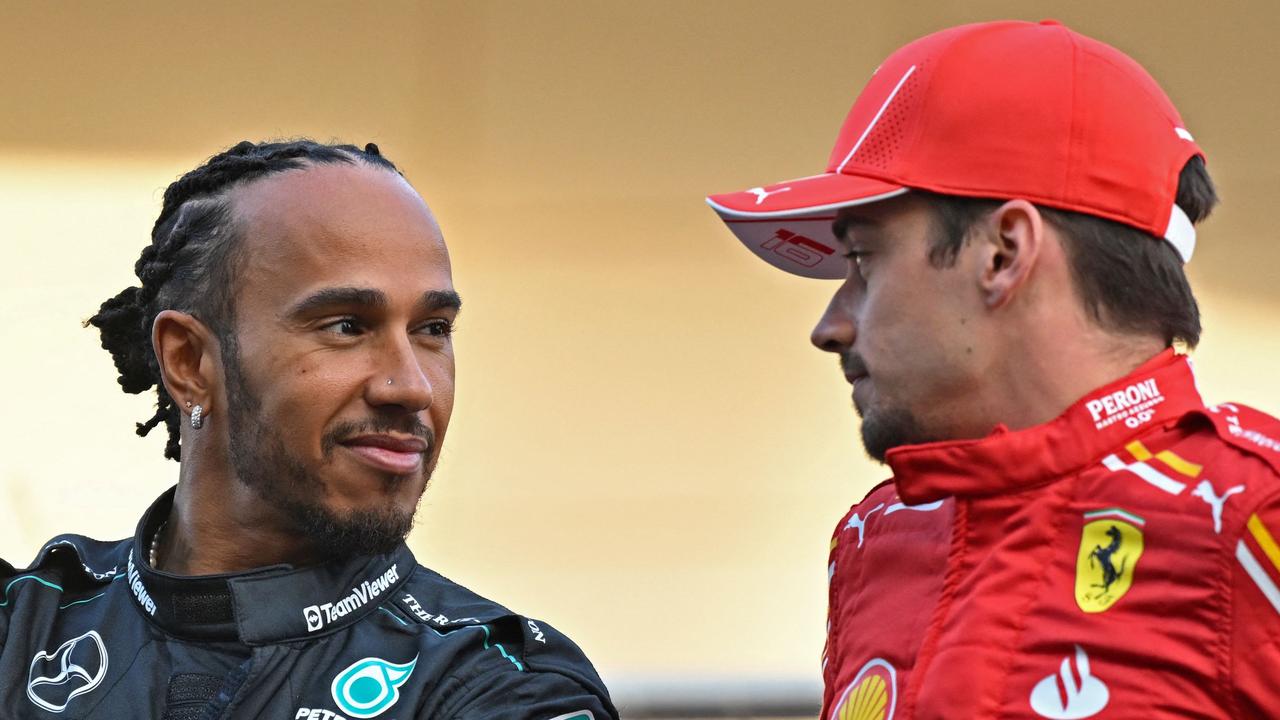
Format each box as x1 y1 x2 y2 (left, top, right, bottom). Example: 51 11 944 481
747 186 792 205
1174 127 1194 142
761 228 834 270
836 65 917 174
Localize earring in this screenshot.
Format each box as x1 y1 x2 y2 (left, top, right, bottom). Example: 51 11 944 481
191 404 204 430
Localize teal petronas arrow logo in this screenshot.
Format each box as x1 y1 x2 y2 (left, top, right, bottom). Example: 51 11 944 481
331 654 418 718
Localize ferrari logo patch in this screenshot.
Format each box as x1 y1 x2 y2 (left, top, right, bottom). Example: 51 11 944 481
1075 508 1145 613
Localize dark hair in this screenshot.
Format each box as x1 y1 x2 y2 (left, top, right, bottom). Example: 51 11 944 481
86 139 401 461
920 156 1217 349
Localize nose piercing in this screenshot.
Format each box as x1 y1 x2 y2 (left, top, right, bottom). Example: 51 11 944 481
386 378 394 385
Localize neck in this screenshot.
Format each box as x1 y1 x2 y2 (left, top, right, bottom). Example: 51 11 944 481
983 320 1167 434
154 445 324 575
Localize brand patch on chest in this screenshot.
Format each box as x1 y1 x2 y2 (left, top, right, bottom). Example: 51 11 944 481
830 657 897 720
1075 509 1145 613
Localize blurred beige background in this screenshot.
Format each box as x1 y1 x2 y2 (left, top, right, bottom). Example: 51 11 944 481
2 0 1277 709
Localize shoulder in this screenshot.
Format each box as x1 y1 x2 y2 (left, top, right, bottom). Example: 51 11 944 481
830 480 898 542
1099 404 1280 558
1163 402 1280 516
828 479 951 559
2 533 129 612
385 565 617 719
826 478 952 601
1202 402 1280 478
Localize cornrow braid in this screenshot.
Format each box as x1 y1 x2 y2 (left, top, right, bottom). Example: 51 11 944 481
86 139 401 460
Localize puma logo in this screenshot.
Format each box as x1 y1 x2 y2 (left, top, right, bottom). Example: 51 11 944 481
746 186 791 205
844 503 884 548
1191 479 1245 534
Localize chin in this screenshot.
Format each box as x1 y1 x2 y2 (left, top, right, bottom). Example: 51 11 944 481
291 497 417 559
858 404 931 463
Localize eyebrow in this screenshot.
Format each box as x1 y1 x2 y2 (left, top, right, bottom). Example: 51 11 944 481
285 287 462 319
421 289 463 312
830 213 878 245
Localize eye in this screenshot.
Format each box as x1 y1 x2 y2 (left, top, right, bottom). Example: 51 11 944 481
417 319 455 337
843 250 870 278
319 317 364 336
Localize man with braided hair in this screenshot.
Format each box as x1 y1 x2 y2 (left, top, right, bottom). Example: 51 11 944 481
0 139 617 719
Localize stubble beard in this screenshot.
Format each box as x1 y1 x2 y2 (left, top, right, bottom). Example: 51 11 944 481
854 386 931 464
221 341 421 560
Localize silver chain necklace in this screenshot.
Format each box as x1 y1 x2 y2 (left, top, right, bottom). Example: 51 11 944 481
149 521 167 568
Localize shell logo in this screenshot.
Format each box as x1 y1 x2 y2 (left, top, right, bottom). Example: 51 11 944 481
831 658 898 720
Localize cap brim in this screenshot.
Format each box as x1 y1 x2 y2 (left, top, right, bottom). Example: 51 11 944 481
706 172 906 279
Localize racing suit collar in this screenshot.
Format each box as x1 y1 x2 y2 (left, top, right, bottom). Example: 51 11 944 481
128 488 416 645
885 349 1205 505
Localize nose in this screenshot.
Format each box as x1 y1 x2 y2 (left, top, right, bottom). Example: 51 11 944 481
810 284 857 354
366 334 434 412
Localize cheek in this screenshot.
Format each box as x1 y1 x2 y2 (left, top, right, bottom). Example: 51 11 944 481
261 358 356 436
427 355 457 430
862 286 963 385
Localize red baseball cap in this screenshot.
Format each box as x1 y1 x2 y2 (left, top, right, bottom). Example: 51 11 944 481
706 20 1204 279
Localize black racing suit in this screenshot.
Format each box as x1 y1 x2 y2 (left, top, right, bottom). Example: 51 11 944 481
0 489 617 719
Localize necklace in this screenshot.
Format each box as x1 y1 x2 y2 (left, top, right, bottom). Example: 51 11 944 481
149 521 167 568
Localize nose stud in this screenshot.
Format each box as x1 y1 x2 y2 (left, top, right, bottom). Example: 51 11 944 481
386 378 394 385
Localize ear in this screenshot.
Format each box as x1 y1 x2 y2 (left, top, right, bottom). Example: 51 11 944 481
152 310 221 418
977 199 1045 308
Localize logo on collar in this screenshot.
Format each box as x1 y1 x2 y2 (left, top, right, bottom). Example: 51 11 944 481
1075 508 1145 613
1084 378 1163 431
330 655 417 718
27 630 109 713
303 563 401 633
126 550 157 616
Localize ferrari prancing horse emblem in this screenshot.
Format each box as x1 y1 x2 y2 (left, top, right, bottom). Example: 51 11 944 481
1075 508 1145 613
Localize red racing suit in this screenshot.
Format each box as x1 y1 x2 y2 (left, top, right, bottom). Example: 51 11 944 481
822 350 1280 719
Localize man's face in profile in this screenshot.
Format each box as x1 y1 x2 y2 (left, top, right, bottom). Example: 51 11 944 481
218 163 459 558
810 194 988 461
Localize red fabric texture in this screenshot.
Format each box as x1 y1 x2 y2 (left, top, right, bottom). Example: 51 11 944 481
823 352 1280 719
708 20 1201 238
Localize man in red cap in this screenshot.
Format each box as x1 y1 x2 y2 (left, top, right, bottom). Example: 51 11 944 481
708 20 1280 719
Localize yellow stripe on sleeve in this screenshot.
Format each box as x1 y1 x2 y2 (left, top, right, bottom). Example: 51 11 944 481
1247 514 1280 575
1155 450 1203 478
1125 441 1152 461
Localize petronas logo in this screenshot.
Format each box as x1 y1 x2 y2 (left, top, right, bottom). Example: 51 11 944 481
331 655 418 718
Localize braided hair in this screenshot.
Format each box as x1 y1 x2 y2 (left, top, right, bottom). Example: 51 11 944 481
86 139 401 460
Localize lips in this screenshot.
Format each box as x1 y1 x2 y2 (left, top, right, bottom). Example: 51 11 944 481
340 434 428 475
842 356 869 385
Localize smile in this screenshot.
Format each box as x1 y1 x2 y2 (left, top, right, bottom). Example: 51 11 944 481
340 434 427 475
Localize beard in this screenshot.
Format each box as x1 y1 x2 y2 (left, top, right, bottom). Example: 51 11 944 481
221 338 426 560
846 352 932 463
855 399 931 463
